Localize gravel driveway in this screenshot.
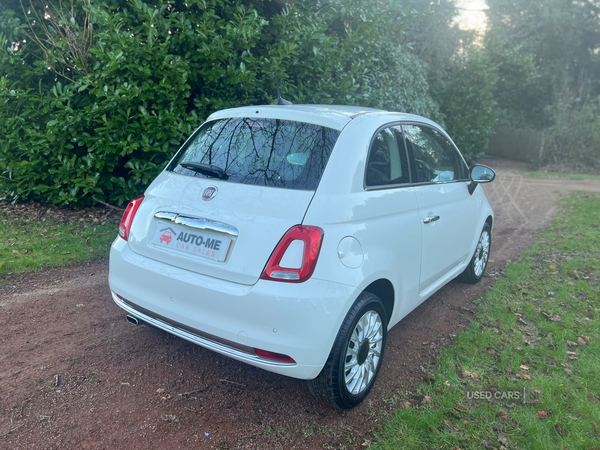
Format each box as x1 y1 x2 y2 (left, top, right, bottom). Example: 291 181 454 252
2 158 600 449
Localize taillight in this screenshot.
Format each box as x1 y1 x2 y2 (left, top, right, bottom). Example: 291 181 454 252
118 195 145 241
261 225 324 283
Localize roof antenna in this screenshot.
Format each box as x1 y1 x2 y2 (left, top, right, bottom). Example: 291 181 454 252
273 67 292 106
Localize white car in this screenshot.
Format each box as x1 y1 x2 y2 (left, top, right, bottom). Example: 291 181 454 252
109 105 495 409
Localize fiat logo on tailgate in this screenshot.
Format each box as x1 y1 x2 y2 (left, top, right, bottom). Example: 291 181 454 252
202 186 218 201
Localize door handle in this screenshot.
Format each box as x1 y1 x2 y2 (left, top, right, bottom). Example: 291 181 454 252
423 215 440 224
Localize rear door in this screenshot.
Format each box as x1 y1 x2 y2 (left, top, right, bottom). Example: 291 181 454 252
127 117 340 286
403 124 477 292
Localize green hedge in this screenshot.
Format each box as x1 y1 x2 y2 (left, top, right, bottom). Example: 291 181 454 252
0 0 444 207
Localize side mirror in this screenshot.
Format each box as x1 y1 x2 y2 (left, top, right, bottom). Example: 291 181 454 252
468 164 496 195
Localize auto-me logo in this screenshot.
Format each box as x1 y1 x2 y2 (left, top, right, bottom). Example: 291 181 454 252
159 227 176 245
202 186 218 201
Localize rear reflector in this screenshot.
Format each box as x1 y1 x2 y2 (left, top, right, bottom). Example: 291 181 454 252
260 225 324 283
118 195 145 241
254 348 296 363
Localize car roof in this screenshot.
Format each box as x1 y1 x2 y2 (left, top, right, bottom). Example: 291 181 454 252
206 104 436 131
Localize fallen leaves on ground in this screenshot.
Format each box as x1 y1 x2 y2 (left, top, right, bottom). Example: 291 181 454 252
542 312 561 321
536 411 547 419
516 373 532 380
399 401 411 408
497 434 509 446
567 351 580 360
458 370 479 380
422 396 432 404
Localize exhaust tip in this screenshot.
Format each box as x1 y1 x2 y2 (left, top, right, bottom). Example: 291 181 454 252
126 315 144 326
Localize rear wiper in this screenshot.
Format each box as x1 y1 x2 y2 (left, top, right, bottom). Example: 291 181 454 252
179 162 228 180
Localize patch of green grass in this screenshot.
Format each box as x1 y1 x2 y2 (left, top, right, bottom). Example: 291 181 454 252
374 193 600 450
0 213 117 274
519 171 600 181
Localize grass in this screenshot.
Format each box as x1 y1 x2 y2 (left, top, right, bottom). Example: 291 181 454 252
519 171 600 181
0 213 118 274
374 193 600 450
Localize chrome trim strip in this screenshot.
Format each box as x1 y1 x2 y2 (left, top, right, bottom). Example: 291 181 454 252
154 211 178 221
111 292 296 367
154 211 239 237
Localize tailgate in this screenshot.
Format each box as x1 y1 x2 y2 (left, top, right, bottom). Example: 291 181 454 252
126 172 315 285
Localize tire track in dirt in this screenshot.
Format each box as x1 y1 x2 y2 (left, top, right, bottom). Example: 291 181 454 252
2 160 600 450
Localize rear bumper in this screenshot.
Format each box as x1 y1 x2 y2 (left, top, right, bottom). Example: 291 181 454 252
108 238 356 380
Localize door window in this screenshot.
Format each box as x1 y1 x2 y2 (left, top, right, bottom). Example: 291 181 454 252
365 126 410 187
403 125 466 183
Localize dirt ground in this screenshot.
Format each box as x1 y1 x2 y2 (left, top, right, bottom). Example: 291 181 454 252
2 158 600 450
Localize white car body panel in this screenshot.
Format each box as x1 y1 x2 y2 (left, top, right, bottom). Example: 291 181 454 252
108 105 495 381
414 182 477 292
126 172 315 285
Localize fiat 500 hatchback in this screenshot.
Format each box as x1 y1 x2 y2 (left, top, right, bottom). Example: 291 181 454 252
109 105 495 409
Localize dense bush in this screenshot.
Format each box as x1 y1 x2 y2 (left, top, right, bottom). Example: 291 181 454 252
0 0 444 207
546 97 600 172
432 51 498 165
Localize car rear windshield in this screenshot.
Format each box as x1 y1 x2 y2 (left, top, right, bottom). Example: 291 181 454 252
167 118 340 190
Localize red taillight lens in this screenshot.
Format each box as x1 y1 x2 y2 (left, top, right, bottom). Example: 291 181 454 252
260 225 324 283
254 348 296 363
118 195 145 241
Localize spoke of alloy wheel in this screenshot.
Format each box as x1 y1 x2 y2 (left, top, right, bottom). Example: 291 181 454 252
346 359 358 370
347 342 358 357
349 366 363 393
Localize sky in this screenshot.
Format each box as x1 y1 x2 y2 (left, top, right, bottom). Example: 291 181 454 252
455 0 489 33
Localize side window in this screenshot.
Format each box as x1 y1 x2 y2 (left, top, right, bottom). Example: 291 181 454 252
403 124 466 183
365 126 410 187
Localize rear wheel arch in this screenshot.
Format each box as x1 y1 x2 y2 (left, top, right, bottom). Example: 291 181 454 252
364 278 394 326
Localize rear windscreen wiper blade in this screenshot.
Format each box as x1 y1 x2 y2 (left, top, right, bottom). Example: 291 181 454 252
179 162 228 180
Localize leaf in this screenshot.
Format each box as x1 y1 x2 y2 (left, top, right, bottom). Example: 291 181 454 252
516 373 532 380
423 374 436 383
549 265 557 269
12 250 19 254
542 312 561 321
497 434 509 446
422 396 432 404
588 396 600 404
564 368 572 375
520 365 530 370
536 410 547 418
399 401 410 408
577 337 586 346
455 406 469 413
566 340 578 347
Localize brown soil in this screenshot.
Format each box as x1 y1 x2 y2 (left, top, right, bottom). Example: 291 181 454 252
2 158 600 450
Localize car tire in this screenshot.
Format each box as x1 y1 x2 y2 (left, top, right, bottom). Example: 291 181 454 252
307 292 387 409
457 223 491 284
